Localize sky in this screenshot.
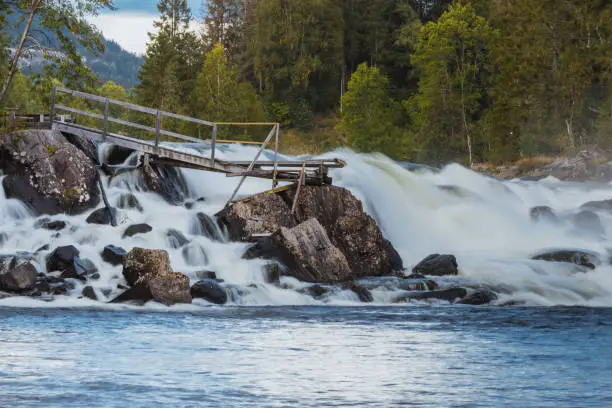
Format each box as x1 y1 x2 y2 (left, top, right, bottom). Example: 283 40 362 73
87 0 201 55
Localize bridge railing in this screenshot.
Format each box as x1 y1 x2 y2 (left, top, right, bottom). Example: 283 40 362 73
50 86 280 170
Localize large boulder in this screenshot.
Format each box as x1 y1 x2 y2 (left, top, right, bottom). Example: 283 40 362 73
46 245 80 273
412 254 459 276
218 185 401 280
246 218 352 283
118 248 191 305
0 129 100 215
0 256 37 292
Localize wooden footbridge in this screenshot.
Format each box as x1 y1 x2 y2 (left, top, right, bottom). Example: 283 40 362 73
44 87 345 205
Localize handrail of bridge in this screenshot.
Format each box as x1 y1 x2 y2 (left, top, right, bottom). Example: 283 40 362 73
50 86 280 172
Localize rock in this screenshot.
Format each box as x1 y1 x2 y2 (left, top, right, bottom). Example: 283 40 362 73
394 287 468 303
190 213 224 241
35 244 50 253
0 257 37 291
122 223 153 238
530 206 557 223
412 254 459 276
104 144 134 165
60 257 97 281
116 193 143 212
0 232 7 246
190 279 228 304
0 129 100 215
580 199 612 212
305 284 329 298
86 207 117 225
531 249 601 270
112 272 192 306
398 277 438 291
62 132 98 163
458 290 498 305
34 218 67 231
245 218 352 283
219 185 401 280
263 263 281 284
571 210 605 237
166 229 190 249
82 285 98 301
182 244 209 266
217 193 297 241
46 245 80 272
122 248 172 286
343 281 373 303
31 275 73 296
141 163 190 205
195 270 217 280
101 245 127 266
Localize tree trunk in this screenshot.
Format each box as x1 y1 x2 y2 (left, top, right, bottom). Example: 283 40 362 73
0 4 40 106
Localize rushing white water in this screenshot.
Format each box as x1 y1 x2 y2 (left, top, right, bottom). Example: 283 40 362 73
2 144 612 307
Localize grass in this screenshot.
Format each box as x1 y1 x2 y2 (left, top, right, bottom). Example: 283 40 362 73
278 115 347 156
515 156 560 172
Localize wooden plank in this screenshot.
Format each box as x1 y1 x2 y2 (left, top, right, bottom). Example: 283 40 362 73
161 111 215 127
56 87 158 115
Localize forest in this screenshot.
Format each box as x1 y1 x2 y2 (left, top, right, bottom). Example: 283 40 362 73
2 0 612 165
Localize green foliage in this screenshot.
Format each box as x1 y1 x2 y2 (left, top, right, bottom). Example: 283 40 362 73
44 144 57 157
339 63 406 158
408 2 496 165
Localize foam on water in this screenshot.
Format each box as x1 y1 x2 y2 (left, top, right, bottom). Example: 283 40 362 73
1 144 612 307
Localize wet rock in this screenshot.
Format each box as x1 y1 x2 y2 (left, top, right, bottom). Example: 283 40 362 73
34 218 67 231
35 244 50 253
458 290 498 305
245 218 352 283
46 245 80 272
195 270 217 280
305 284 329 298
398 278 438 291
531 249 601 270
62 132 98 163
0 232 7 246
580 199 612 213
166 229 190 249
263 263 281 284
82 285 98 301
101 245 127 266
86 207 117 225
105 145 134 165
142 163 190 205
0 257 37 291
182 243 209 266
122 223 153 238
112 272 192 306
343 281 373 303
394 287 468 303
412 254 459 276
117 193 143 212
383 239 404 272
0 129 100 215
191 213 224 241
190 279 228 304
530 206 557 223
60 257 98 281
122 248 172 286
571 210 605 237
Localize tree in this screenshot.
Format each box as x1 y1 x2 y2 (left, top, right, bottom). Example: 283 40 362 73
408 1 496 165
339 63 405 157
136 0 203 112
0 0 114 106
189 44 265 133
202 0 244 60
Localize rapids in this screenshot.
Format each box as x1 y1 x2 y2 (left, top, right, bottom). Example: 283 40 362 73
1 143 612 308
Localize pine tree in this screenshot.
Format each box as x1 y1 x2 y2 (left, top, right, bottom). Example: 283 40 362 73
203 0 244 61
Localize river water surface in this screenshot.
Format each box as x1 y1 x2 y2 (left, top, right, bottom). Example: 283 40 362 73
1 305 610 407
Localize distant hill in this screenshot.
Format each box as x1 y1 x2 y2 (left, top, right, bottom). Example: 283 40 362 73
5 11 143 90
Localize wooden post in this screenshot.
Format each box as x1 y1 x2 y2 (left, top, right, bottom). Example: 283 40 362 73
273 123 280 188
49 86 56 129
211 124 217 162
291 162 307 214
155 110 162 148
103 98 110 140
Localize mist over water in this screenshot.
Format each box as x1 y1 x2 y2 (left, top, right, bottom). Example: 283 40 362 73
1 144 612 308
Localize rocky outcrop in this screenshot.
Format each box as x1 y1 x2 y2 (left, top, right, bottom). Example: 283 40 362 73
0 129 100 215
531 249 601 270
0 256 37 292
118 247 191 306
218 185 402 283
246 218 352 283
412 254 459 276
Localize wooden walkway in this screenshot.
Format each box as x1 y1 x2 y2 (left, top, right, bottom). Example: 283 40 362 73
45 87 346 204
